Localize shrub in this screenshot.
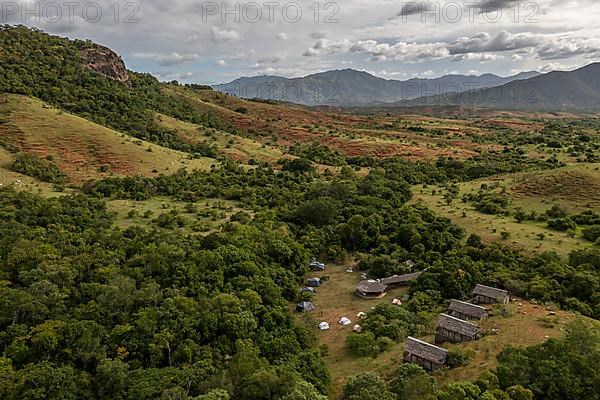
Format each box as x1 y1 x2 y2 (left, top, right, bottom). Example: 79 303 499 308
346 332 380 357
446 348 474 369
10 153 67 183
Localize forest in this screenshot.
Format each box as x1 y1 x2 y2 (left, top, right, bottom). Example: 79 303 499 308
1 160 599 399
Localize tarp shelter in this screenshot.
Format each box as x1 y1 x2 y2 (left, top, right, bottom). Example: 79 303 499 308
357 312 367 319
319 322 330 330
353 324 362 333
296 301 315 312
339 317 351 325
307 278 321 287
300 287 316 294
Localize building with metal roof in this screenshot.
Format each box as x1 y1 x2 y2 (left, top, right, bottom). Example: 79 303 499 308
403 337 448 371
448 299 488 320
472 284 509 304
435 313 481 344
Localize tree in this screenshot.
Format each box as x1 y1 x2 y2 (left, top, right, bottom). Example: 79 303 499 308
281 381 327 400
194 389 231 400
95 359 129 400
389 363 435 400
341 373 395 400
506 385 533 400
283 158 315 174
436 382 481 400
346 333 380 357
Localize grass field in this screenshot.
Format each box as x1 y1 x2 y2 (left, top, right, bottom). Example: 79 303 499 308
108 196 245 232
299 263 577 399
0 94 216 183
434 301 575 385
295 263 413 398
410 165 600 257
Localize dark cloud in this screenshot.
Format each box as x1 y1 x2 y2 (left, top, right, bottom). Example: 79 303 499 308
448 31 540 55
397 2 431 17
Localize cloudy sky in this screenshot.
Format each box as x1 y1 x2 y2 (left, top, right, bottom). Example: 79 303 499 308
8 0 600 83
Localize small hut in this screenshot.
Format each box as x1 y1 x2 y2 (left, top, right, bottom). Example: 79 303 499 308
355 280 388 299
472 284 509 304
448 299 488 320
403 337 448 371
435 313 480 344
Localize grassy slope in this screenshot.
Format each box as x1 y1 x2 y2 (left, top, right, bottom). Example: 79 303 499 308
166 85 491 161
435 301 576 385
410 165 600 257
154 112 288 164
0 94 216 183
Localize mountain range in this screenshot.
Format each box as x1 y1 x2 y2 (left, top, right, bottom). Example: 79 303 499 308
215 69 541 107
399 62 600 112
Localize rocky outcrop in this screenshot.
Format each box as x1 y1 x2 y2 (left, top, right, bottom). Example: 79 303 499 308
80 45 131 86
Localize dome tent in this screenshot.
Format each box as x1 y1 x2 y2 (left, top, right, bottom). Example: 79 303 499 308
319 322 330 330
296 301 316 313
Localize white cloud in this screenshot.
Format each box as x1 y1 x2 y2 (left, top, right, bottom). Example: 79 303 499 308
210 27 240 43
133 52 200 66
537 37 600 59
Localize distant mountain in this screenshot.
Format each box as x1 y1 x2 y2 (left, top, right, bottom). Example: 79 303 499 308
215 69 541 106
398 63 600 112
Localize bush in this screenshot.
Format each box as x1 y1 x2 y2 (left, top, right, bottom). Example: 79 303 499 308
346 332 380 357
10 153 67 183
446 348 474 369
582 225 600 242
547 217 576 232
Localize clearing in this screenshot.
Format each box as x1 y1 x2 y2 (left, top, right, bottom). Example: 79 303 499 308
299 263 577 398
410 165 600 257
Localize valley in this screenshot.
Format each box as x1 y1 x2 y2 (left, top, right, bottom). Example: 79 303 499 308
0 26 599 400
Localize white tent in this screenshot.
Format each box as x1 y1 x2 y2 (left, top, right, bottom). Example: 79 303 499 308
353 324 362 333
392 298 402 305
339 317 352 325
319 322 330 330
356 312 367 319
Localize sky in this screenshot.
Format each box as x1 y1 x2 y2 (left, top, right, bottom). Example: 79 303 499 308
5 0 600 83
